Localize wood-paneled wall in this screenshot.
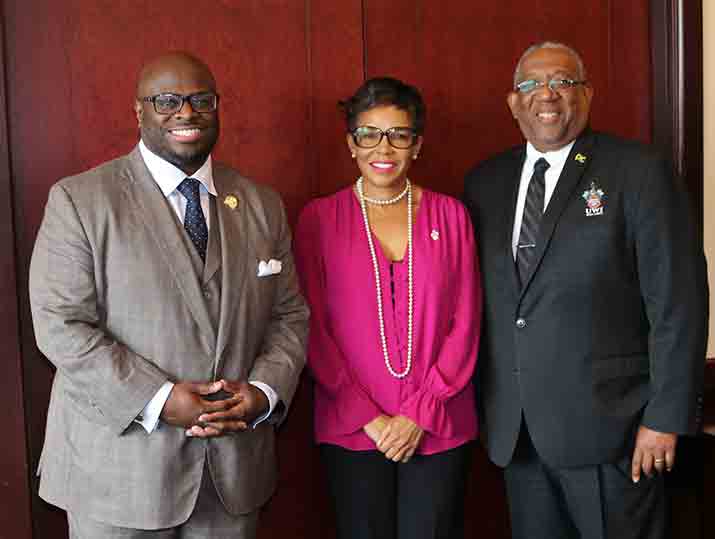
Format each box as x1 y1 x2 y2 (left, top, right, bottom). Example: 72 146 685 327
1 1 652 537
0 9 33 538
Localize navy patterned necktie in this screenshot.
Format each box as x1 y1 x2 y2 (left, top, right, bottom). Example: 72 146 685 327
177 177 208 263
516 157 550 286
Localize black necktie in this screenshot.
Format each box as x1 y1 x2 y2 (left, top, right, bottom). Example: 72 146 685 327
516 157 550 286
177 177 208 263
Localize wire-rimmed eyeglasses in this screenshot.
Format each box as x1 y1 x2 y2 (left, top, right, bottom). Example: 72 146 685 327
514 78 588 95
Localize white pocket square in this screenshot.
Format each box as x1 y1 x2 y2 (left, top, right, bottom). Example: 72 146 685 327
257 259 282 277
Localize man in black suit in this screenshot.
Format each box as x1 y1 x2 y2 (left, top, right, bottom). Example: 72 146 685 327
463 41 708 539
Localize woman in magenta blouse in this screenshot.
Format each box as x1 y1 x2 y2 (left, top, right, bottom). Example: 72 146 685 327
294 77 481 539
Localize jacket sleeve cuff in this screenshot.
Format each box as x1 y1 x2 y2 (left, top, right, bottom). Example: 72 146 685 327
249 381 279 427
641 398 699 436
135 381 174 433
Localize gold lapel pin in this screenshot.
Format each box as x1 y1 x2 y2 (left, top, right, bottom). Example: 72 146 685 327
223 194 239 210
574 153 587 164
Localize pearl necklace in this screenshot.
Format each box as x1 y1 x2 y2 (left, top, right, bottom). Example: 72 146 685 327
360 180 410 205
356 177 413 379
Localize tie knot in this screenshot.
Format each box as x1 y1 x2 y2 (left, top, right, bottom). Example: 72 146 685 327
177 177 202 201
534 157 550 175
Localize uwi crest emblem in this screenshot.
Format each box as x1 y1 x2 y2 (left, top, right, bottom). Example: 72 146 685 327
582 181 606 216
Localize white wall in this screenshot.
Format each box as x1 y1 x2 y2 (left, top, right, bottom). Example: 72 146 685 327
704 2 715 357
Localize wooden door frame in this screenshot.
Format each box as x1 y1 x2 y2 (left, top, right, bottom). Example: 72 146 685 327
650 1 710 358
650 0 703 233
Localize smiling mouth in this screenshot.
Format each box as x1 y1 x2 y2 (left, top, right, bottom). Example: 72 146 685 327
168 127 203 142
537 111 560 123
370 162 397 171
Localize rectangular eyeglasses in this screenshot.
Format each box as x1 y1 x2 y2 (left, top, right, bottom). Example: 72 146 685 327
350 126 418 149
515 78 587 94
141 92 219 115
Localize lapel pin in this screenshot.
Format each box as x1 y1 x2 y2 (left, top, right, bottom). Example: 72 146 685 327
574 153 587 164
223 194 239 210
582 180 606 216
430 229 440 241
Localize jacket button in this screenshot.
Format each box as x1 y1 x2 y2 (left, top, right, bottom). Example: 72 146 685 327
516 318 527 329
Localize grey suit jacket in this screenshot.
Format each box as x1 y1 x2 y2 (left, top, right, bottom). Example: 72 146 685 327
29 146 309 528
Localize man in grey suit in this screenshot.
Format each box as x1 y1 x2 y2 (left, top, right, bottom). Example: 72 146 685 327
29 51 309 538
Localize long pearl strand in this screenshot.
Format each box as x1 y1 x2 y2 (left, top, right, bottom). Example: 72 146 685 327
357 176 413 379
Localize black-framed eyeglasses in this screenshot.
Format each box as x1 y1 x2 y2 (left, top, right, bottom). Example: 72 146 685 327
350 126 418 149
140 92 219 115
514 78 588 94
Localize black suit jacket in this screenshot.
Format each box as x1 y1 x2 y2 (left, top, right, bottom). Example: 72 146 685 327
463 131 708 468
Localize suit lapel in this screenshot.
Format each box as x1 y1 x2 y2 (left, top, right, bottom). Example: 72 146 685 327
504 147 526 296
121 147 217 345
519 132 595 294
213 169 250 364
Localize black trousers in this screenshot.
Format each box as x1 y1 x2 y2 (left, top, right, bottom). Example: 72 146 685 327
504 424 667 539
320 442 472 539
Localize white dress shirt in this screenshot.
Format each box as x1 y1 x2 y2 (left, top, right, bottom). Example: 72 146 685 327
511 140 576 259
136 140 278 433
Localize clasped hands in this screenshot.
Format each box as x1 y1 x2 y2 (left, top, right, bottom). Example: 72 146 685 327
160 379 268 438
364 414 424 463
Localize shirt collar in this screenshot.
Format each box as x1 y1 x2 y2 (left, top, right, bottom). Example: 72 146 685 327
138 140 217 197
524 140 576 171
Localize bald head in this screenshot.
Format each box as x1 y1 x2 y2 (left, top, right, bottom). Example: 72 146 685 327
134 51 220 175
137 51 216 98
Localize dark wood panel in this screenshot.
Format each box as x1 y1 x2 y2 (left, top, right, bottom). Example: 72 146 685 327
4 0 77 532
1 0 680 537
365 0 651 190
259 3 364 537
608 1 652 143
0 4 33 537
361 0 651 199
310 0 366 197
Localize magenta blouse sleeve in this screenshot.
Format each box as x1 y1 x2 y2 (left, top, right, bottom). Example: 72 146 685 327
294 202 383 434
399 204 482 437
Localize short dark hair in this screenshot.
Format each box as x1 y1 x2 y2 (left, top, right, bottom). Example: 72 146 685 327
339 77 426 134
